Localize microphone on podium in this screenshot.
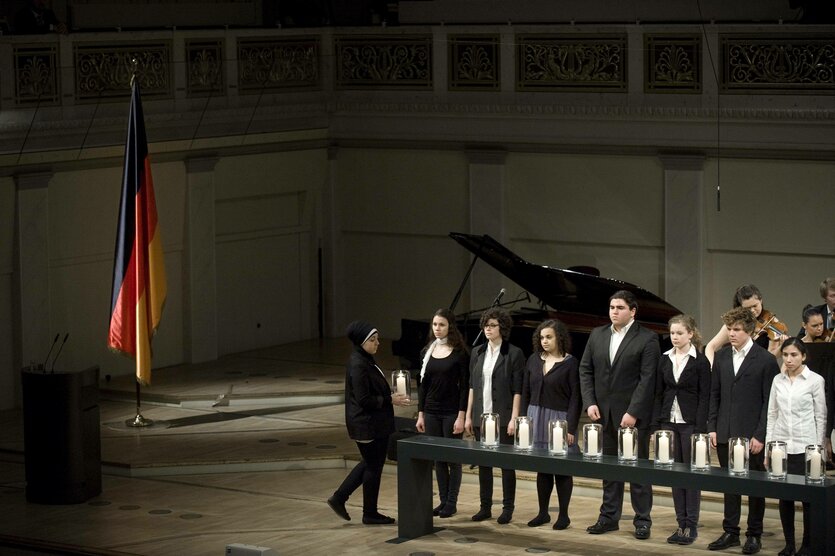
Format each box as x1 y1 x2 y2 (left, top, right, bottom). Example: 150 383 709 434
50 333 70 373
41 333 60 372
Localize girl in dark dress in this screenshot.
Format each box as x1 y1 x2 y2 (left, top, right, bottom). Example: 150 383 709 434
415 308 469 518
523 319 581 530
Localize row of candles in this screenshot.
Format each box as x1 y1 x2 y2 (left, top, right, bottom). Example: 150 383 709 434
479 413 828 483
391 371 827 483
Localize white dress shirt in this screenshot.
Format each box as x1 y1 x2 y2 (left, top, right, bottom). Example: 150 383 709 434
481 341 501 413
609 319 634 365
765 365 828 454
732 337 753 375
663 344 697 424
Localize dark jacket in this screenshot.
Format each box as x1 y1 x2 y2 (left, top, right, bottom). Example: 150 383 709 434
469 340 524 435
344 347 395 441
522 353 582 434
653 349 711 432
579 321 660 430
708 341 779 444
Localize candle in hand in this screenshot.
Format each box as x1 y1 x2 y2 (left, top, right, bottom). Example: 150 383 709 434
518 420 530 448
658 434 670 463
587 428 598 454
396 375 407 396
622 429 634 459
733 441 745 472
771 447 784 475
695 438 707 467
809 450 822 479
553 423 563 452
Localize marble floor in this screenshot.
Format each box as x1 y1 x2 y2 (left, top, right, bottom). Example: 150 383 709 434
0 339 818 555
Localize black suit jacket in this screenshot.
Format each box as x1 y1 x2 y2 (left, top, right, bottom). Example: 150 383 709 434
469 340 524 435
344 347 395 441
707 341 779 444
653 350 711 432
579 321 660 430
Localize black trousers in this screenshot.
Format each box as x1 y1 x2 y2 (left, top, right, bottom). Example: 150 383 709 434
474 427 516 511
333 437 388 516
599 424 652 527
779 453 810 547
661 422 700 529
716 441 766 536
424 411 463 506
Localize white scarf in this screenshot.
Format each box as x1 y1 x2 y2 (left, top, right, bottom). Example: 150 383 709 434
419 337 448 380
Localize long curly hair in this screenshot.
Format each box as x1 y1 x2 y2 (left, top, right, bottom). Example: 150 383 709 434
426 308 468 353
532 319 571 357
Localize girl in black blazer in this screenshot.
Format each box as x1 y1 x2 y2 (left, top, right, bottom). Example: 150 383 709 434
328 321 408 525
653 314 710 546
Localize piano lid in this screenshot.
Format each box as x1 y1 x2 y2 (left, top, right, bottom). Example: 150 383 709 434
450 232 681 325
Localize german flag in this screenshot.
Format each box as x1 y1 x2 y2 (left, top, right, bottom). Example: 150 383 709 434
108 81 166 385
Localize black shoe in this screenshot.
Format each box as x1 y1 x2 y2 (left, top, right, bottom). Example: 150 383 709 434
795 544 811 556
742 535 761 554
497 510 513 524
634 525 651 540
678 527 697 545
553 515 570 530
527 513 550 527
778 544 796 556
587 520 619 534
667 528 685 544
471 508 492 522
438 503 457 518
433 502 445 517
362 513 395 525
708 532 740 551
327 496 350 521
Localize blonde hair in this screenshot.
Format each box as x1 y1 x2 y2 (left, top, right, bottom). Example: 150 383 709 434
668 314 702 350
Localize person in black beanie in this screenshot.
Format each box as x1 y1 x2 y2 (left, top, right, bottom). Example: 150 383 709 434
327 321 408 525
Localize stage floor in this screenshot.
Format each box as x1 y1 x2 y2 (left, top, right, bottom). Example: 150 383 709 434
0 339 813 555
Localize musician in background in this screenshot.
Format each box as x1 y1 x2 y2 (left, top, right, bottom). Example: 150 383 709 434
799 306 825 343
705 284 785 364
464 308 524 525
415 308 469 519
796 277 835 338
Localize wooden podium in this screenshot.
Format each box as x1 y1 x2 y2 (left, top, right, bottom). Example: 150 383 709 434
21 365 102 504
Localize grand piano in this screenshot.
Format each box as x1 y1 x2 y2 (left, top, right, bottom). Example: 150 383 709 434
393 232 683 369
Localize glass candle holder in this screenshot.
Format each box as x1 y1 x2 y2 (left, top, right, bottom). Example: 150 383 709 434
583 423 602 459
618 426 638 462
806 444 825 483
654 429 674 466
729 437 749 476
691 433 711 471
480 413 500 448
767 440 787 479
391 370 411 402
514 416 532 451
548 419 567 455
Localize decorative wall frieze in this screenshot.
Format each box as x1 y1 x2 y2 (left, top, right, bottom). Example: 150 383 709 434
335 35 432 89
517 34 627 91
448 35 499 91
645 35 701 93
74 41 172 101
721 35 835 93
237 37 321 92
186 39 225 97
14 45 60 106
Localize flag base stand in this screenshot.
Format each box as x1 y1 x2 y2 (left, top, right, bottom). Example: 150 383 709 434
124 413 154 428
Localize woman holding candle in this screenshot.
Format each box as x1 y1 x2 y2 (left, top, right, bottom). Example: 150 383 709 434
652 314 710 545
766 338 828 556
327 321 409 525
522 319 581 530
465 308 525 525
415 308 470 518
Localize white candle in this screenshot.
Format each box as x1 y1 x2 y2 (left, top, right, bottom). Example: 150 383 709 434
733 441 745 472
485 417 496 445
809 451 822 479
695 439 707 467
622 430 634 459
587 428 598 454
658 434 670 463
518 421 530 448
771 447 784 475
396 375 407 396
553 423 563 452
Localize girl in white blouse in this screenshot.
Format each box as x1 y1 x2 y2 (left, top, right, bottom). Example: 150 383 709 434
765 337 828 556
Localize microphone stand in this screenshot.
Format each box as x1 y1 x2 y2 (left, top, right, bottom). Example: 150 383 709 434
471 289 506 347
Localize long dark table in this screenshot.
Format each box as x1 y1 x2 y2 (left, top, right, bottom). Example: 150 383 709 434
396 435 835 553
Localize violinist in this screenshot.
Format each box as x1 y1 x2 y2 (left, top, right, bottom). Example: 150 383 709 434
799 306 827 343
705 284 787 364
796 277 835 339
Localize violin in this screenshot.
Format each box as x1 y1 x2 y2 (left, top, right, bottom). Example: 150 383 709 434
753 310 789 341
